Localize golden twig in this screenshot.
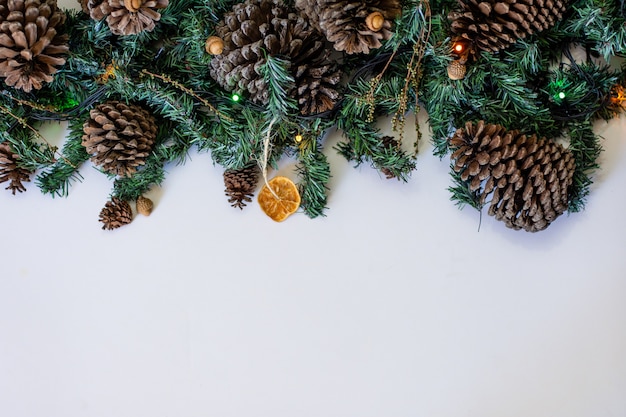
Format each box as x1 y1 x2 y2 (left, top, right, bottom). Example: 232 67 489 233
140 69 232 121
0 104 77 168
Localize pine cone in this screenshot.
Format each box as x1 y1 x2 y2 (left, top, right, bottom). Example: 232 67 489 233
449 0 569 53
82 100 158 177
292 55 342 115
0 141 31 194
380 135 399 179
449 120 575 232
295 0 402 54
209 0 341 112
0 0 69 92
99 197 133 230
88 0 169 35
223 164 259 209
78 0 89 13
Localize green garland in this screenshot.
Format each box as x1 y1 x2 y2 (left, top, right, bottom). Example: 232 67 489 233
1 0 625 230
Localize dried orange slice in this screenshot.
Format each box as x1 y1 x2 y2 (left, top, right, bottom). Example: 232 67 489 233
258 176 301 222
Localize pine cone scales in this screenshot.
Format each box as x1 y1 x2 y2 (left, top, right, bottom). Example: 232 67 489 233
0 0 69 92
295 0 402 54
88 0 169 35
0 141 31 194
99 197 132 230
449 121 575 232
82 100 157 177
292 59 341 115
224 165 259 209
449 0 569 53
209 0 341 114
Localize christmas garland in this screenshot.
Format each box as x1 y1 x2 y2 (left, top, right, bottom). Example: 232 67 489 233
0 0 624 231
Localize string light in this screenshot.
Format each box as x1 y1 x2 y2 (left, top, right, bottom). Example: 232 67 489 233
231 93 240 102
295 134 303 143
610 85 626 108
558 92 566 100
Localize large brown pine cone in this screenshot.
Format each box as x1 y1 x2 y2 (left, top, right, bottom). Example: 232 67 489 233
0 141 31 194
82 100 158 177
0 0 69 92
88 0 169 35
99 197 133 230
223 164 259 209
449 120 575 232
295 0 402 54
209 0 341 113
449 0 569 53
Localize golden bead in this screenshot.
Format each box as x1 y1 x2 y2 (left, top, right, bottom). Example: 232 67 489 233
205 36 225 55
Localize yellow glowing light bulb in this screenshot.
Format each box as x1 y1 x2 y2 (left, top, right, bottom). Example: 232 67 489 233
295 134 303 143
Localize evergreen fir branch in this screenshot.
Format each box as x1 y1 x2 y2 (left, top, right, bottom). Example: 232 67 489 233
0 107 66 169
567 120 602 213
565 1 626 60
296 134 331 218
258 54 298 118
505 40 545 75
389 0 431 49
336 100 416 181
35 117 90 197
202 106 266 169
481 53 543 115
543 60 619 122
2 127 56 172
140 69 229 120
447 167 483 211
154 120 193 165
112 153 167 201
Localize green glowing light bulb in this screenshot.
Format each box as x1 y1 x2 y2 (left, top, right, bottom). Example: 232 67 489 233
558 92 566 100
232 93 240 102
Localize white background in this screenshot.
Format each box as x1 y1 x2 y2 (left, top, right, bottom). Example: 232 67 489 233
1 2 625 416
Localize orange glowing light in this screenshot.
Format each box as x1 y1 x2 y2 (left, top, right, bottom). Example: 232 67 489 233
454 43 464 53
610 85 626 108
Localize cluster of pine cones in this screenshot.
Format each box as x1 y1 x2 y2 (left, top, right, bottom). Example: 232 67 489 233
208 0 402 115
0 0 583 232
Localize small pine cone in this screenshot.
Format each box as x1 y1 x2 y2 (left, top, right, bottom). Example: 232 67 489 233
99 197 133 230
295 0 402 54
0 0 69 93
449 0 569 53
224 164 259 209
88 0 169 35
82 100 158 177
449 120 575 232
78 0 89 13
0 142 32 194
379 135 399 179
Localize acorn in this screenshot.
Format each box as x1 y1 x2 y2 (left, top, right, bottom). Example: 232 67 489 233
447 60 467 80
205 36 225 55
136 195 154 216
365 12 385 32
124 0 143 12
